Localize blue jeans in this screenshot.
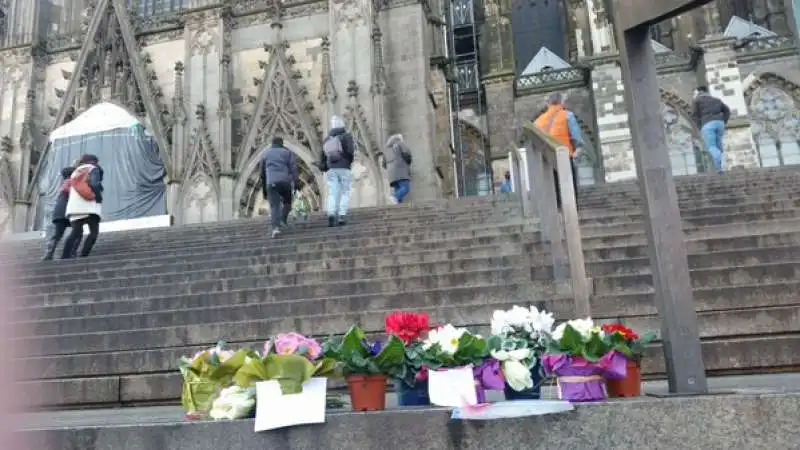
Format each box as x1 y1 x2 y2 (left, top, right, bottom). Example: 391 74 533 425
701 120 726 173
325 168 352 218
393 180 410 203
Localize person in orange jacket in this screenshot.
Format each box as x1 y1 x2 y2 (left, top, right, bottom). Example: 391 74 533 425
534 92 586 208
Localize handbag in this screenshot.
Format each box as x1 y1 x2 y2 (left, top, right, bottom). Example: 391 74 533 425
70 167 96 201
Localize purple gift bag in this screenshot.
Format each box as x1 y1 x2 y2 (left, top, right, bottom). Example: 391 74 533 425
542 352 627 402
473 359 505 404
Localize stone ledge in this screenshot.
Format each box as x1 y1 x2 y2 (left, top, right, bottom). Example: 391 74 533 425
20 393 800 449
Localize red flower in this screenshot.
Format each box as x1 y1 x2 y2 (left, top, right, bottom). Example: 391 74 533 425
385 311 430 345
602 323 639 342
416 365 430 382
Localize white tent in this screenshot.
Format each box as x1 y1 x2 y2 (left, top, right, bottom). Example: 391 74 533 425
37 101 167 229
49 102 142 142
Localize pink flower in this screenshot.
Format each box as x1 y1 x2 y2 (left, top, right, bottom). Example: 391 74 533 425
262 340 273 356
273 332 323 360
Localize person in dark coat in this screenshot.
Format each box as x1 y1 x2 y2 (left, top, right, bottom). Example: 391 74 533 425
260 136 300 238
41 166 82 260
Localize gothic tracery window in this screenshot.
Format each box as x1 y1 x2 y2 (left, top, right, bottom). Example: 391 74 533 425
749 85 800 167
662 103 708 175
132 0 183 16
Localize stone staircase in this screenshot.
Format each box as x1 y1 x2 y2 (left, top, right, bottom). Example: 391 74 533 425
5 167 800 411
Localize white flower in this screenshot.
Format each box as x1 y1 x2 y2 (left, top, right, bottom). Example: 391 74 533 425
502 360 534 391
490 309 510 335
209 386 256 420
527 306 555 336
491 348 532 363
552 318 595 341
423 324 467 355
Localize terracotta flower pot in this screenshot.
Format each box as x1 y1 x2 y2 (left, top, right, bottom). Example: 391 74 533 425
606 360 642 397
347 375 387 411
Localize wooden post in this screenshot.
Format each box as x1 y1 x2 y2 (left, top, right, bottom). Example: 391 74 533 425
616 17 708 394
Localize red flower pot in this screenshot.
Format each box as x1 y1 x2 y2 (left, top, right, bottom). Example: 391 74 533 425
347 375 387 411
606 360 642 397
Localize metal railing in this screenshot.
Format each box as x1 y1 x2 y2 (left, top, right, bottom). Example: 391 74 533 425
509 123 590 317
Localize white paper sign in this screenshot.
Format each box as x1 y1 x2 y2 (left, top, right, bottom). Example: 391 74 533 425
428 366 477 407
254 377 327 432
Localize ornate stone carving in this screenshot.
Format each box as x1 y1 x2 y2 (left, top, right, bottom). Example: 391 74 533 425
318 35 337 102
236 41 323 172
182 103 221 184
331 0 368 28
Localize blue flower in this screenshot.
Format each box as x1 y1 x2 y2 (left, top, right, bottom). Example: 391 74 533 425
362 339 384 356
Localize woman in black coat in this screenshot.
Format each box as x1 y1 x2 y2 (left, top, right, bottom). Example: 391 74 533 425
42 166 82 260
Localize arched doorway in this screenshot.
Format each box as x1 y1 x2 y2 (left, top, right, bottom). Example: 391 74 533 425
234 138 325 220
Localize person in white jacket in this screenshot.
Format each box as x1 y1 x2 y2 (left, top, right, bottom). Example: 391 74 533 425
61 154 104 259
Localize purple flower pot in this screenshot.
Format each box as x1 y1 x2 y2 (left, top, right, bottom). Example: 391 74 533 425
542 352 627 402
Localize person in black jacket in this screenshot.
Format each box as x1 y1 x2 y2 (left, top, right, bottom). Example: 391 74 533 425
41 166 82 261
318 116 356 227
260 137 300 238
692 86 731 174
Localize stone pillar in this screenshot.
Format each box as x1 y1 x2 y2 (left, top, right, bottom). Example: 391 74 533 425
697 36 758 170
586 0 616 54
591 59 635 181
480 0 515 165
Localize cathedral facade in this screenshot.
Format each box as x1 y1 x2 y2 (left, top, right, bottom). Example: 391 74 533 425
0 0 798 233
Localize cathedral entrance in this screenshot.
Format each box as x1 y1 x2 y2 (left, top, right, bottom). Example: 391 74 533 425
235 139 325 221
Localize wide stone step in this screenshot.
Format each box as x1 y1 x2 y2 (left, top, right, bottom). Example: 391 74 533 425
7 211 527 258
583 230 800 261
579 180 800 204
591 261 800 294
579 199 800 226
586 245 800 276
17 253 539 300
16 223 539 271
580 209 800 236
591 281 800 317
600 304 800 341
579 167 800 197
579 189 800 210
15 245 532 288
20 264 535 310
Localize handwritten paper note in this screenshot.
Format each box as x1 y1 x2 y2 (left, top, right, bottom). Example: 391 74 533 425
254 377 327 432
428 366 477 407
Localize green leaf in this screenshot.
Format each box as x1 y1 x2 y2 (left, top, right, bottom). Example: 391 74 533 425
374 336 405 372
583 332 609 362
560 325 585 355
263 354 316 395
339 326 368 359
313 358 338 378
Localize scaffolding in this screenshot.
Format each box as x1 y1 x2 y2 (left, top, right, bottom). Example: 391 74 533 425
445 0 492 197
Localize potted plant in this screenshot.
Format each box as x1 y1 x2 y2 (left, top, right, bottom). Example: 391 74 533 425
488 305 555 400
385 311 432 406
322 326 405 411
421 324 504 404
602 323 656 397
178 341 249 420
543 318 628 402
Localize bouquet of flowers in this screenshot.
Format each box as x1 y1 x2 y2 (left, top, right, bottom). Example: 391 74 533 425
602 322 656 365
421 324 503 403
543 318 628 402
234 332 337 395
178 341 249 419
488 305 555 392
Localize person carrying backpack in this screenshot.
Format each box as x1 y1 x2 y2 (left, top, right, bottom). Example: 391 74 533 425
260 136 300 238
61 154 103 259
41 165 82 260
319 115 356 227
383 134 413 204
